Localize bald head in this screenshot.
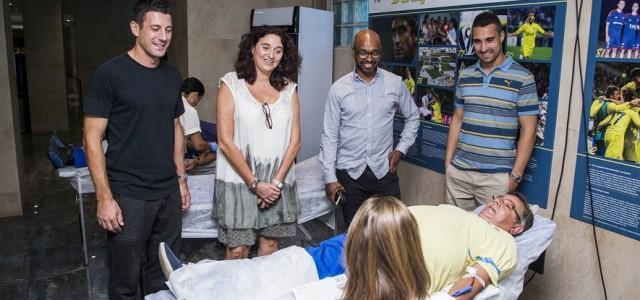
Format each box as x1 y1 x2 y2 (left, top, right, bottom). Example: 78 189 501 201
353 29 381 50
352 30 382 81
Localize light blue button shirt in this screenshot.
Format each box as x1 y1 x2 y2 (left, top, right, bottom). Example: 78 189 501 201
320 68 419 183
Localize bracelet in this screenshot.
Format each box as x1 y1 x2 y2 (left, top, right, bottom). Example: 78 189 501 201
247 177 259 193
177 174 188 182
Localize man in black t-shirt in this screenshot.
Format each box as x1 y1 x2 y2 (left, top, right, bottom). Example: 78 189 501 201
83 1 190 298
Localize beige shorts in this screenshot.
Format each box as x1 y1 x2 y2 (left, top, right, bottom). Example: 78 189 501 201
445 165 509 211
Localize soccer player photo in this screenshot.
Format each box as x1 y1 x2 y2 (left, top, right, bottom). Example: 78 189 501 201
418 13 458 46
393 66 417 97
370 15 418 64
417 47 456 87
507 8 555 61
596 0 640 59
588 61 640 163
520 62 552 145
417 86 454 125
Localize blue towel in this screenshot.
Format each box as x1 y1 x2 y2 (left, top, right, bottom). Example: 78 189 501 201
305 234 346 279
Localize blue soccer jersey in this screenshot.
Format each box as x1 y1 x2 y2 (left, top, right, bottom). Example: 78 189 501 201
608 9 625 48
623 13 640 49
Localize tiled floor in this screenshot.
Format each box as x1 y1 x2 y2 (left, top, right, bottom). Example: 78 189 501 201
0 131 341 300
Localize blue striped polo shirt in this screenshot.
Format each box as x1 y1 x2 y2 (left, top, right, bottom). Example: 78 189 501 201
452 56 539 173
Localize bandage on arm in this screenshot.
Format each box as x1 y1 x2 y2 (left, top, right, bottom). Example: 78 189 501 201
446 264 491 300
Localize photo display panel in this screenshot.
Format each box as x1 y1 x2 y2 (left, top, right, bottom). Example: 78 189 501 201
370 0 567 207
571 0 640 240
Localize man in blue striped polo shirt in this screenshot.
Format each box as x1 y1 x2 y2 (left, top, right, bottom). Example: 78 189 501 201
444 11 538 211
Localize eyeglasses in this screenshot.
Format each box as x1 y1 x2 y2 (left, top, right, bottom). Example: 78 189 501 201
492 195 522 225
262 103 273 129
356 49 382 59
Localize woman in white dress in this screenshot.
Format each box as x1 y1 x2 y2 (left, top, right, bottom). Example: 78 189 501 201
215 26 302 260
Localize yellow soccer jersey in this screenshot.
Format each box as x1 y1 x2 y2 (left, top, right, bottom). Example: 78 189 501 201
602 108 640 159
515 23 545 56
624 127 640 163
590 99 629 119
432 101 442 123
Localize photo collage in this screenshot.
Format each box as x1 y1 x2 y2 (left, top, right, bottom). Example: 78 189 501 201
587 0 640 165
371 6 557 145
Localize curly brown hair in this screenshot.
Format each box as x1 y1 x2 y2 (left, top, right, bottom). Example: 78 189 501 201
234 26 301 91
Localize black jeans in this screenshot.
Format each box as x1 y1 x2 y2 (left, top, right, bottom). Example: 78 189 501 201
336 167 401 227
108 190 182 300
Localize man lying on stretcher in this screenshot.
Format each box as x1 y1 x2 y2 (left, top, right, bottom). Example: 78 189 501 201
159 193 533 300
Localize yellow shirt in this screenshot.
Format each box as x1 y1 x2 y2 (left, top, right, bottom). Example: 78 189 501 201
514 23 545 50
432 101 442 123
403 78 415 96
624 127 640 163
590 99 628 119
409 205 517 295
601 108 640 138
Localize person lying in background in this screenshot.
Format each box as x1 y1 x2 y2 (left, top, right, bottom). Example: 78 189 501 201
179 77 216 171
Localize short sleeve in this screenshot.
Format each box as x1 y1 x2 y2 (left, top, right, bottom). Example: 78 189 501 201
516 74 539 116
174 96 185 119
219 72 239 99
469 230 518 286
84 65 115 118
180 105 202 136
454 82 464 109
286 81 298 99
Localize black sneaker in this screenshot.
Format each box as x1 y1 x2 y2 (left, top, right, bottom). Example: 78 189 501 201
159 242 183 279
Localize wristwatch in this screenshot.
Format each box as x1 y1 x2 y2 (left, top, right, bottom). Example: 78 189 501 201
272 179 284 190
509 172 523 184
247 177 259 193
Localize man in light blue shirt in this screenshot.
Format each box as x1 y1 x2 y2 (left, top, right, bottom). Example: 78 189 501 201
319 29 419 225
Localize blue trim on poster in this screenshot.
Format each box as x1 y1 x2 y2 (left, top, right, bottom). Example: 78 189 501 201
570 0 640 240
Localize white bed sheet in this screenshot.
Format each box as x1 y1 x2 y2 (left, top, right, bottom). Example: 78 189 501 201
181 155 335 238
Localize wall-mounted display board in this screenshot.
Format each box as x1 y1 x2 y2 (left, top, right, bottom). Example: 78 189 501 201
571 0 640 240
369 0 567 207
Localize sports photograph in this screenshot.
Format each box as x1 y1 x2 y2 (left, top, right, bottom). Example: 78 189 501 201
596 0 640 59
520 62 552 145
588 61 640 163
418 12 458 46
417 47 456 87
370 15 418 64
417 86 454 125
393 66 417 98
506 7 555 61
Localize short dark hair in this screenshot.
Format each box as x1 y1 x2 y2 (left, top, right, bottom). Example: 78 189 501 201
393 16 416 35
181 77 205 97
133 0 171 25
508 191 534 235
604 85 619 98
631 67 640 78
235 26 301 91
472 11 503 33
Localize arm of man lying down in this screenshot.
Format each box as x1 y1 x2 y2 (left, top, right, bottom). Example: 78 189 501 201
446 263 491 300
430 264 491 300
